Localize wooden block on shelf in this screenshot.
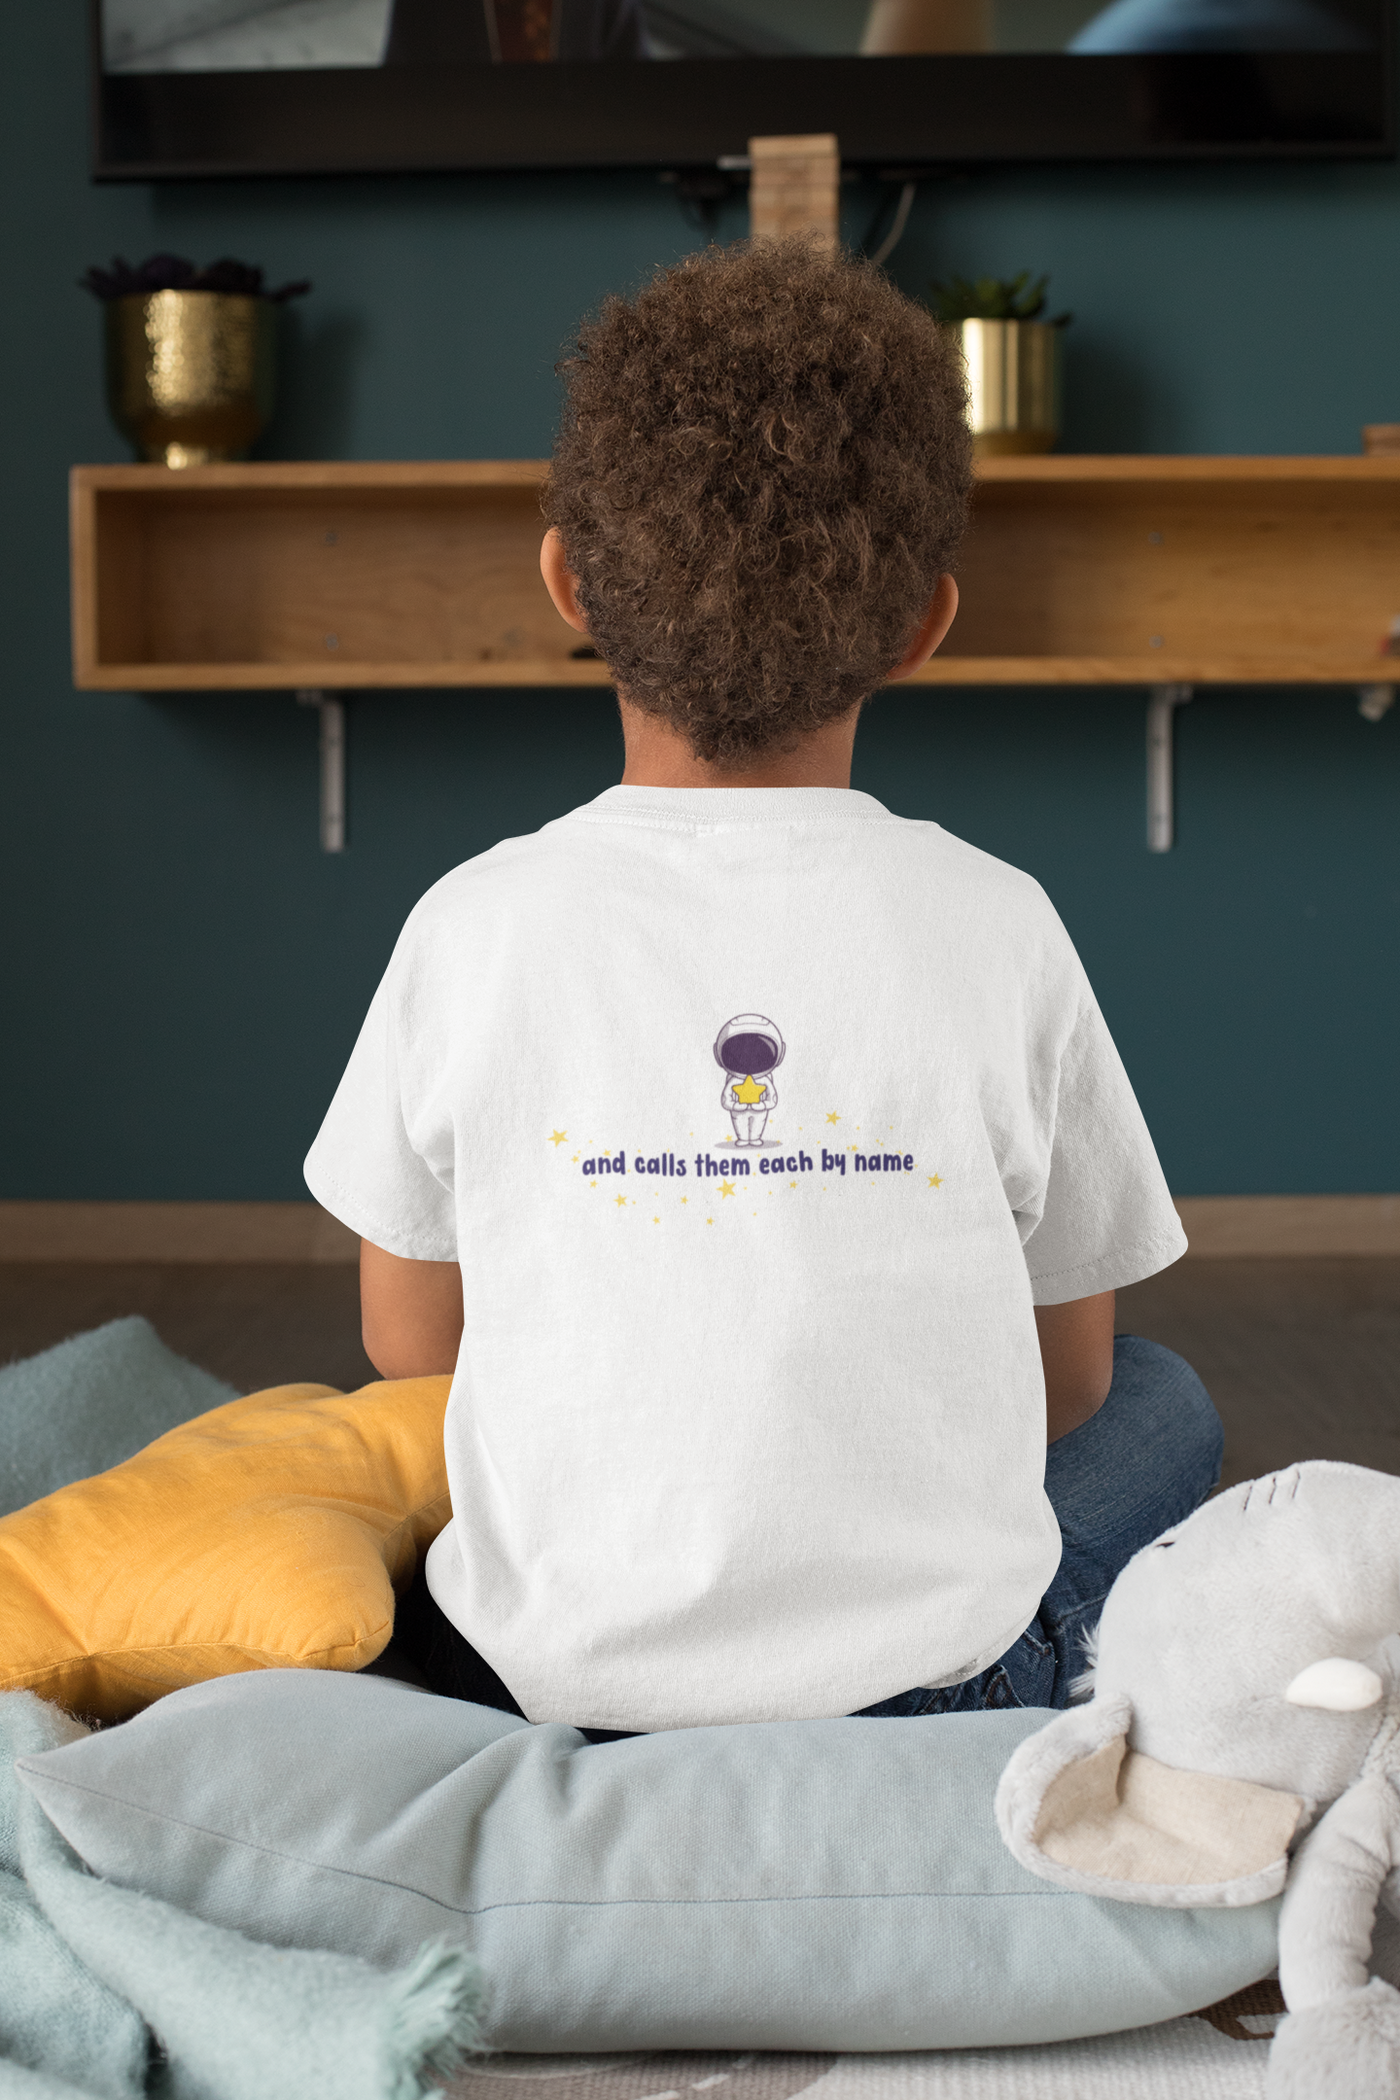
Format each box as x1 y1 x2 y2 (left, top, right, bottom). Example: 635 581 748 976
747 133 839 251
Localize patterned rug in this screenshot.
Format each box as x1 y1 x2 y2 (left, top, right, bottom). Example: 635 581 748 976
447 1980 1285 2100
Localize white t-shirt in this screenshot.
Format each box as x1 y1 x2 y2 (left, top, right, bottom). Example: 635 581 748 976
305 785 1186 1731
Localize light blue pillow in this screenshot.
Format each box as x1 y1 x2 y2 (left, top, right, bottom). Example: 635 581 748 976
18 1669 1277 2053
0 1318 235 1517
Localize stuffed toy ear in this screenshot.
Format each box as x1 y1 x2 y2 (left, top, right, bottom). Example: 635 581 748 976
1285 1657 1384 1711
994 1693 1303 1909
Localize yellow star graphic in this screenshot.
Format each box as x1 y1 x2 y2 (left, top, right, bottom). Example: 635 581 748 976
826 1111 840 1125
571 1153 579 1162
789 1180 797 1189
720 1182 735 1199
653 1216 660 1223
615 1194 627 1208
928 1174 943 1189
706 1217 714 1225
549 1130 567 1147
733 1073 765 1105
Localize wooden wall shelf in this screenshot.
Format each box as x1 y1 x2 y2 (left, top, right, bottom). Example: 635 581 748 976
70 455 1400 694
923 456 1400 689
70 462 594 693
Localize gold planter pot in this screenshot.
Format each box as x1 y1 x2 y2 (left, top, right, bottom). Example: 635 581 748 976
954 318 1061 459
105 290 277 467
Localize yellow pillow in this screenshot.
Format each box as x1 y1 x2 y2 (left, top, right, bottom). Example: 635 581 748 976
0 1377 451 1723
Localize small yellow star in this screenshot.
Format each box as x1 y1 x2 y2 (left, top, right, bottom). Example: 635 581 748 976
571 1153 579 1162
826 1111 840 1125
928 1174 944 1189
653 1216 660 1223
549 1130 567 1147
720 1182 735 1199
706 1217 714 1225
615 1194 627 1208
590 1179 597 1187
680 1196 688 1204
789 1180 797 1189
733 1073 765 1105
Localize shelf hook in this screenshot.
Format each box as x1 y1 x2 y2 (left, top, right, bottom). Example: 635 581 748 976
1146 684 1192 853
297 689 346 853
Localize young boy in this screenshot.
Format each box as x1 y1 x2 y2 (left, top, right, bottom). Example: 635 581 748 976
305 238 1220 1735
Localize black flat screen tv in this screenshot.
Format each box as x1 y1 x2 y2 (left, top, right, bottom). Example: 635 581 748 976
94 0 1394 180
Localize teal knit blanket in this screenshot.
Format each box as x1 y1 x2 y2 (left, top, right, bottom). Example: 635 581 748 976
0 1318 484 2100
0 1689 483 2100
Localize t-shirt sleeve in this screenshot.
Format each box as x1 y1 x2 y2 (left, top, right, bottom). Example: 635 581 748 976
303 957 458 1264
1021 992 1187 1305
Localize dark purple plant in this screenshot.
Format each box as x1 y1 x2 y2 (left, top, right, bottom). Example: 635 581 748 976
79 254 310 302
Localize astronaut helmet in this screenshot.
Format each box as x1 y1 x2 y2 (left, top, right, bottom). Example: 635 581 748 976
713 1013 785 1077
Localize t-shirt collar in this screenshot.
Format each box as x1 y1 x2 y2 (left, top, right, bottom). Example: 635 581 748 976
574 784 894 828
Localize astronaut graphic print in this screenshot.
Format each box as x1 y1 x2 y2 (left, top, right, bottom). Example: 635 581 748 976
714 1013 785 1148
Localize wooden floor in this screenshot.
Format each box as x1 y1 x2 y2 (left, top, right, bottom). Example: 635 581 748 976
1118 1256 1400 1486
0 1257 1397 1491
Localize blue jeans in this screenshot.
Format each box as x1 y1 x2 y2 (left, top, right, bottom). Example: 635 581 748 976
853 1334 1223 1717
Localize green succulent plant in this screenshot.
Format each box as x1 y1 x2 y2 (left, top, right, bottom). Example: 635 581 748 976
927 271 1071 327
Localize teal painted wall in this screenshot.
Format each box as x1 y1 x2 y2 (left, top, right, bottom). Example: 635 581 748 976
3 9 1397 1201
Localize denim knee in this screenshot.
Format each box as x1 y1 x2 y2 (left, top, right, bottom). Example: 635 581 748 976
1112 1333 1223 1499
1043 1331 1224 1579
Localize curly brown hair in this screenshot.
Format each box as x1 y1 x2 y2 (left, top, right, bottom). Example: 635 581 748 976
544 237 972 768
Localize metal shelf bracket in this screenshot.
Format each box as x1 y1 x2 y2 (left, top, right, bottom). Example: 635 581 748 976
1147 684 1192 853
296 689 346 853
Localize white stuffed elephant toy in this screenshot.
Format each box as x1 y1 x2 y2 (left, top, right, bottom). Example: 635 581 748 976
995 1461 1400 2100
